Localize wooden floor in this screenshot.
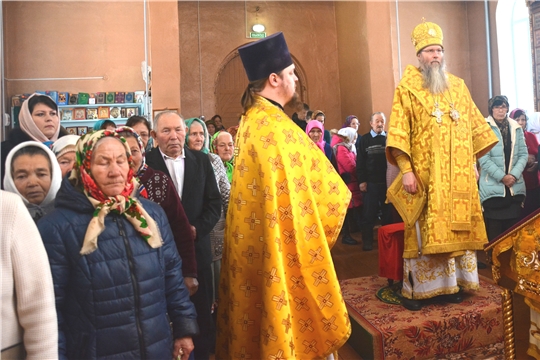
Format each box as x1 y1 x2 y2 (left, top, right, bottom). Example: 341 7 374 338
332 228 532 360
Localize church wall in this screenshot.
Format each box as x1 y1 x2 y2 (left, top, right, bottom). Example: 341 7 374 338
178 1 343 130
1 0 503 132
2 1 181 113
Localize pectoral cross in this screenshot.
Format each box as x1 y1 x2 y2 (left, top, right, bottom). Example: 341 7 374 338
432 105 443 124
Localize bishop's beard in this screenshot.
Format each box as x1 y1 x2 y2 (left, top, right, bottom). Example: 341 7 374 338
419 58 449 95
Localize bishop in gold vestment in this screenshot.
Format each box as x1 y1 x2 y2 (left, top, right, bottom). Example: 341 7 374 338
216 33 351 359
386 21 498 301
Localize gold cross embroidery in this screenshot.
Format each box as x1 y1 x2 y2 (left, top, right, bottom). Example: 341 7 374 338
312 269 329 286
289 151 303 167
279 204 294 221
241 245 260 264
317 293 333 309
293 176 308 192
262 326 278 345
304 224 319 241
291 275 305 289
272 291 287 310
299 200 314 216
239 280 257 298
299 319 314 333
268 155 284 171
237 314 254 331
243 212 261 230
260 132 277 149
264 267 281 287
308 247 324 264
294 297 310 311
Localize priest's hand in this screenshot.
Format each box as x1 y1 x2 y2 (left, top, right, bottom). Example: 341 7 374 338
359 182 367 192
184 277 199 296
402 172 417 194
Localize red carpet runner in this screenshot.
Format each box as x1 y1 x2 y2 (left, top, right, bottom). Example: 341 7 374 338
340 276 504 359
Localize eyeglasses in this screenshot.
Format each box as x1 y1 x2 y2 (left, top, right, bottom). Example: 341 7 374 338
493 105 508 111
422 49 444 55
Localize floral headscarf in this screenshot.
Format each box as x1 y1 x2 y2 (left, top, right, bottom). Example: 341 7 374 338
71 129 162 255
185 117 210 154
306 120 326 152
210 131 234 183
19 93 61 146
116 126 148 198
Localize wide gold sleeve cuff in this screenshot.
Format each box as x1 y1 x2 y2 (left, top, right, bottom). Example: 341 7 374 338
395 153 413 174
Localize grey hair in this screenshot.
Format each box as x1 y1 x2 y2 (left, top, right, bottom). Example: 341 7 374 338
153 111 185 130
370 112 386 122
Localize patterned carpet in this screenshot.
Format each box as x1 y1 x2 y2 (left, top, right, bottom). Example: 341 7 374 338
340 276 505 360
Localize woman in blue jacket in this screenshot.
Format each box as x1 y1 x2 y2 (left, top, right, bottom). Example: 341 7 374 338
479 96 528 242
38 130 198 360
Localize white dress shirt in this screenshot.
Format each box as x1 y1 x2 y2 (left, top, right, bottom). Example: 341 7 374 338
159 147 186 199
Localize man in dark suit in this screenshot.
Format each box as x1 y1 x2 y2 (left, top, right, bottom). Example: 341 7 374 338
146 111 221 360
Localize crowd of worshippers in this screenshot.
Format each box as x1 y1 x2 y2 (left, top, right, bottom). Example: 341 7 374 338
1 91 539 358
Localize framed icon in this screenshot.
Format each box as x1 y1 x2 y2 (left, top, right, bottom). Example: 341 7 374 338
73 108 86 120
86 108 98 120
110 107 121 119
77 126 88 136
61 108 73 121
66 126 77 135
58 92 68 105
98 106 110 119
126 107 139 118
96 92 106 104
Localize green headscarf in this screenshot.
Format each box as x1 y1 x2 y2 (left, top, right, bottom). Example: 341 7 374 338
210 131 234 183
184 117 210 154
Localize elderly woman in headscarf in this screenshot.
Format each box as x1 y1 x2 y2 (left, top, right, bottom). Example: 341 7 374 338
4 141 62 222
1 94 65 186
311 109 331 144
92 119 116 132
210 130 235 184
332 115 361 149
37 130 198 360
479 96 528 241
334 127 363 246
306 120 332 161
52 134 80 178
116 126 198 295
184 118 230 309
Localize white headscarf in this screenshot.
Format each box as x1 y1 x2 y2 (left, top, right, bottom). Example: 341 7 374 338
3 141 62 220
19 93 61 143
52 134 80 157
337 127 358 154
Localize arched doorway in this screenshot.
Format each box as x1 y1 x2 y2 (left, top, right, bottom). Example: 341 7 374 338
215 49 307 128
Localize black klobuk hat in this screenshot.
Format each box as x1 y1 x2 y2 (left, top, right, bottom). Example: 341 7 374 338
238 32 293 82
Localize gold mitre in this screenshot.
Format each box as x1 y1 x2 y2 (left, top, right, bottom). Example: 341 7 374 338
411 18 443 54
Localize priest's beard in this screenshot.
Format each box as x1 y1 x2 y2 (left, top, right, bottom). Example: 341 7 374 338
419 58 449 95
286 92 300 108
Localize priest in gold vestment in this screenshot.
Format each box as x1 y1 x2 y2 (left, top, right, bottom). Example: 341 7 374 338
216 32 351 359
386 20 498 310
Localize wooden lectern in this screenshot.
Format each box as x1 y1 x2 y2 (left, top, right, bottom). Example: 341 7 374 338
485 209 540 360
